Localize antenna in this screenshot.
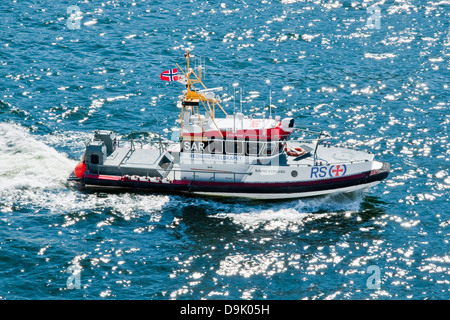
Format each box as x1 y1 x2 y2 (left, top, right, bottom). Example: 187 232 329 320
234 86 236 112
269 89 272 119
203 56 206 80
233 109 236 133
201 56 206 80
233 86 237 133
263 101 266 136
240 88 243 114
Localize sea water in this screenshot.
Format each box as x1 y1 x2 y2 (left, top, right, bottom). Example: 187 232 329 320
0 0 449 299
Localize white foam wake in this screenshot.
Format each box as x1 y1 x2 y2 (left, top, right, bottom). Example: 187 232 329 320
212 192 364 230
0 122 170 217
0 122 77 191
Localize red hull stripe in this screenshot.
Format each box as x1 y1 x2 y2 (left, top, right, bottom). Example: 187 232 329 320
84 174 121 181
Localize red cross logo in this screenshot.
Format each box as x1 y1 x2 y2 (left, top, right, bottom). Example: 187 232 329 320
330 164 346 177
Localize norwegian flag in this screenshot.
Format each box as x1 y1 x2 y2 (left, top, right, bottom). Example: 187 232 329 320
160 68 181 81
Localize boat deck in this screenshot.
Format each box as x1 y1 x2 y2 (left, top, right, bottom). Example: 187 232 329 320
286 141 374 166
96 147 169 177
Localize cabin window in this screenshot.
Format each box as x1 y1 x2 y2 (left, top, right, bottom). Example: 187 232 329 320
269 141 280 155
207 137 222 154
246 141 259 156
224 139 234 155
258 141 266 156
245 137 250 156
91 154 99 164
266 139 272 155
234 137 243 155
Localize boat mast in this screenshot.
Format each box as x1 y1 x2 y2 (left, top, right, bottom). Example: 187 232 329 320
176 51 226 138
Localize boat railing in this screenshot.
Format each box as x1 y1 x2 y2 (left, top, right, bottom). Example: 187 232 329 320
115 134 171 154
289 127 331 142
165 168 252 183
289 128 331 162
289 127 368 158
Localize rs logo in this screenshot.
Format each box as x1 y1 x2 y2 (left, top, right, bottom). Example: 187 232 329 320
310 164 347 178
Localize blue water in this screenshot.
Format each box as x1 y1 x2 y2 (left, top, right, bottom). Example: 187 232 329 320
0 0 449 300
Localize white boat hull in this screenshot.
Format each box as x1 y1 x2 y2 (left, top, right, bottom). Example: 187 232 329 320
192 181 381 200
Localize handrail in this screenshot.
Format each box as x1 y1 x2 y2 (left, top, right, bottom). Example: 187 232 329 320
291 127 328 135
167 168 252 175
121 167 253 183
116 136 169 151
165 168 252 183
289 128 331 141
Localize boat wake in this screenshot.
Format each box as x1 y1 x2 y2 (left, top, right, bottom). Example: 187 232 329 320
0 122 170 218
211 191 365 230
0 122 77 191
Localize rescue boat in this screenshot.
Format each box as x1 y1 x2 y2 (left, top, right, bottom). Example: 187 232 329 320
68 51 389 200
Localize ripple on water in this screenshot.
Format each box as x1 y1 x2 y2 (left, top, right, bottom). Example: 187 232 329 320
0 0 449 300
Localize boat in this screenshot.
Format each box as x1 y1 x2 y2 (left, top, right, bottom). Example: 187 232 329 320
68 51 389 200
